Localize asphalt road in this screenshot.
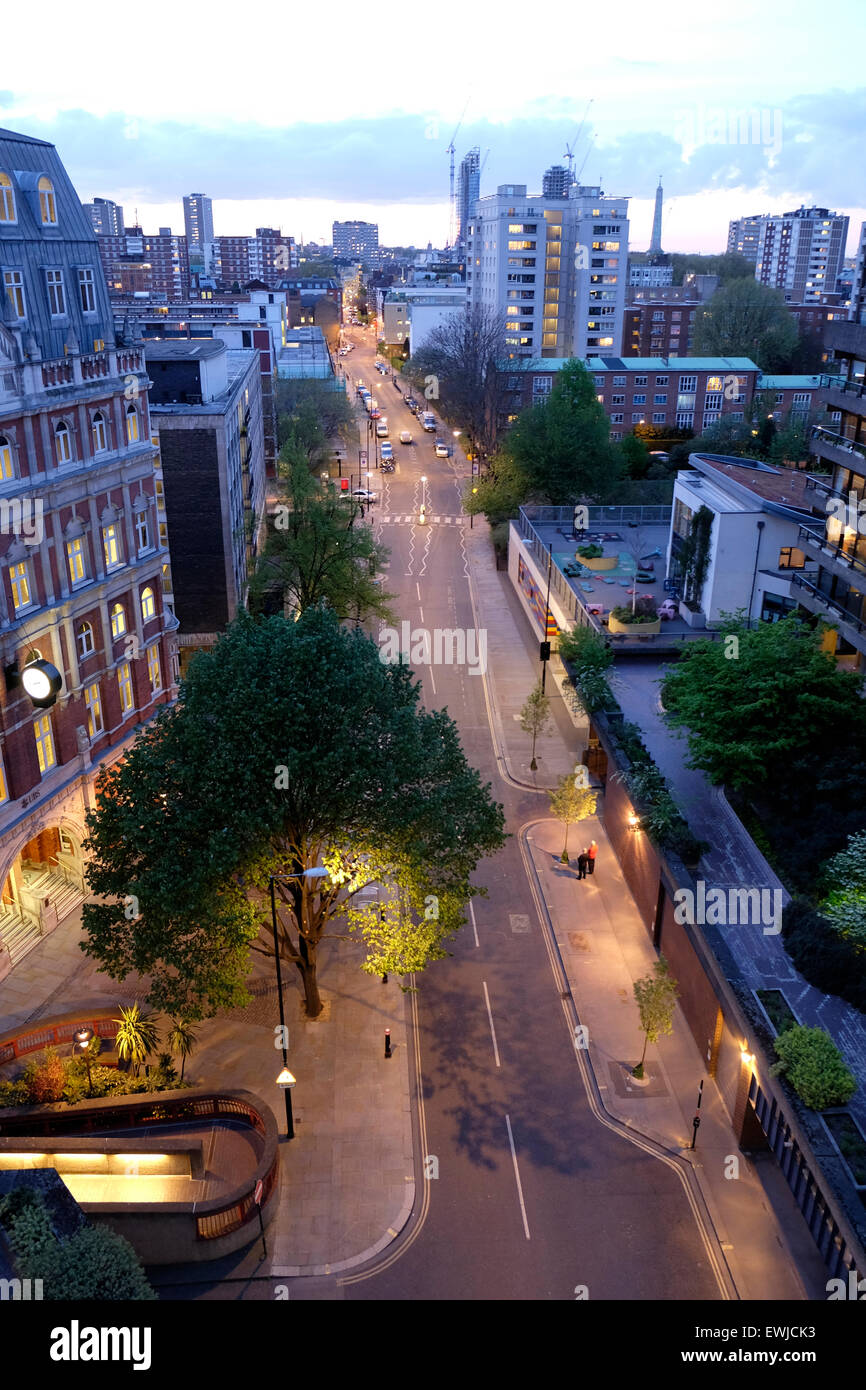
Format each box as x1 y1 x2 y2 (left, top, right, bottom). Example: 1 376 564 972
336 327 724 1302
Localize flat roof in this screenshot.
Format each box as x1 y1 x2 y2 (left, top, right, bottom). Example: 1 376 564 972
691 453 814 511
144 339 225 362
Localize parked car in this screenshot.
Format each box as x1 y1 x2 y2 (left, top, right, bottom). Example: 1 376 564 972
380 441 393 459
376 421 389 437
422 412 437 431
434 440 449 457
399 429 413 445
341 488 377 504
370 408 380 419
405 397 419 413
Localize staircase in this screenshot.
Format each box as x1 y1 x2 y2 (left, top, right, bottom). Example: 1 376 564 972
0 868 84 968
0 904 40 966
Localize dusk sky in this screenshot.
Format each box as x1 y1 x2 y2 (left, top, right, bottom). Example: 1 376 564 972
3 0 864 254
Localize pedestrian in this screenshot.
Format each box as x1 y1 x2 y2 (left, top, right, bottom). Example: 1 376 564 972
587 840 598 875
577 849 589 880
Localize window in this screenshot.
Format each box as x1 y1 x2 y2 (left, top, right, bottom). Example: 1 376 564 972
136 511 150 553
612 394 625 406
593 376 605 388
77 621 95 658
633 394 646 405
652 311 665 322
653 393 667 405
611 413 624 424
0 751 8 805
679 375 697 392
46 269 65 316
655 376 669 386
704 392 723 411
92 412 107 453
141 586 156 621
778 547 806 569
613 376 626 386
631 413 644 423
652 412 666 424
38 177 57 225
102 524 122 570
54 421 72 464
676 412 694 429
9 560 31 611
66 537 87 585
3 270 25 319
0 172 16 223
634 376 647 386
110 602 126 639
126 405 139 444
78 268 96 314
84 682 103 737
34 714 55 775
147 645 161 692
0 436 14 480
117 661 134 714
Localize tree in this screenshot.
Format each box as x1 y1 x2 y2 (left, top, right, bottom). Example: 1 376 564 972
82 608 506 1020
0 1189 156 1300
692 279 798 370
669 252 755 287
275 379 356 465
249 463 395 624
632 957 678 1078
771 1025 857 1110
168 1017 198 1082
406 303 510 458
621 433 651 480
519 680 552 771
463 453 532 527
503 360 624 504
547 773 597 863
557 624 614 715
114 1003 160 1077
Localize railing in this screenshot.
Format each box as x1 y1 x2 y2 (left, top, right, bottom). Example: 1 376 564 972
818 372 866 400
0 1013 120 1065
520 504 672 526
41 360 74 388
790 570 866 638
810 425 866 463
798 523 866 581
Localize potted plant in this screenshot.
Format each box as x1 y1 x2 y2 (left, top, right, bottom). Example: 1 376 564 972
576 543 618 572
608 595 661 635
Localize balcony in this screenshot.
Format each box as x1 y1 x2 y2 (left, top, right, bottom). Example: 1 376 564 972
798 522 866 582
809 426 866 474
790 570 866 646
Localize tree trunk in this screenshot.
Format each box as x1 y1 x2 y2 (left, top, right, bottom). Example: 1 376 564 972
295 935 323 1018
639 1030 649 1068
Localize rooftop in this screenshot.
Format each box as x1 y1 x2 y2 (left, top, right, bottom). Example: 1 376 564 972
144 339 225 362
690 453 815 513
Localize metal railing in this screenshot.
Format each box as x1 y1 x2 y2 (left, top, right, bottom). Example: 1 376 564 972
520 503 672 526
798 523 866 581
818 372 866 400
810 425 866 464
790 570 866 638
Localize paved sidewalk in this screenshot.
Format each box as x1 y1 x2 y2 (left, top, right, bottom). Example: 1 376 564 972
0 910 414 1277
464 517 829 1301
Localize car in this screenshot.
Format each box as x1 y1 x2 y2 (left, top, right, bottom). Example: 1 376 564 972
422 412 437 431
370 408 380 419
380 444 393 461
399 429 413 445
350 488 376 503
404 397 418 413
376 421 389 437
434 440 449 457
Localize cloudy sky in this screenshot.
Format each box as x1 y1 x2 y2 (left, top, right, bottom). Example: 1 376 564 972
3 0 864 254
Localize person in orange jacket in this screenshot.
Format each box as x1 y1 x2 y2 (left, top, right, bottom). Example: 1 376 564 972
587 840 598 875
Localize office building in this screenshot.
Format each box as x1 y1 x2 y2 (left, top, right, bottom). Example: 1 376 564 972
0 128 178 973
466 182 630 358
728 207 849 303
183 193 214 251
84 197 125 237
331 220 379 265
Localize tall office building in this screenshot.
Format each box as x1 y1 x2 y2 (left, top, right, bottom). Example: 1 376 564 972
0 128 178 973
648 177 664 253
183 193 214 251
728 207 849 303
84 197 125 236
457 149 481 247
332 220 379 265
466 182 629 358
542 165 572 200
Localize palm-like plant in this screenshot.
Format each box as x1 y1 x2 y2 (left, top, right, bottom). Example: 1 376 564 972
114 1003 160 1077
167 1017 198 1082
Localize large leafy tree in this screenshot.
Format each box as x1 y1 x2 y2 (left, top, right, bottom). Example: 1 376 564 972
82 609 506 1020
691 278 798 369
406 303 510 457
503 360 624 504
249 463 395 623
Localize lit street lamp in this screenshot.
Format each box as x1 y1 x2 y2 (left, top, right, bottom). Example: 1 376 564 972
74 1025 94 1096
276 1066 296 1140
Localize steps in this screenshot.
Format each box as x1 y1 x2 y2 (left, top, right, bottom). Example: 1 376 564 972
0 868 85 967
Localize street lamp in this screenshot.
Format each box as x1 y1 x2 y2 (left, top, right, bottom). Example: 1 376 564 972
470 485 478 529
74 1025 94 1096
269 867 329 1139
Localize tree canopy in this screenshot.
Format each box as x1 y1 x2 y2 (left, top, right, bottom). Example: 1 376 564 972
82 609 506 1019
503 360 624 505
691 278 798 370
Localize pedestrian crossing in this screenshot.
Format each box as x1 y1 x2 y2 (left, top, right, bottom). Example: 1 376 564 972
378 514 466 525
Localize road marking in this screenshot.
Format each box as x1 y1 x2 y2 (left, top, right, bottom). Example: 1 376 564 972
482 980 500 1067
416 583 421 601
505 1114 531 1241
429 667 437 695
469 897 479 947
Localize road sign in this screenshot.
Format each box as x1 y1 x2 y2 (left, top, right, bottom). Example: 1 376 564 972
254 1179 263 1205
360 451 367 466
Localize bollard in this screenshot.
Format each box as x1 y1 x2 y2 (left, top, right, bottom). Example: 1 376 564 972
384 1028 392 1059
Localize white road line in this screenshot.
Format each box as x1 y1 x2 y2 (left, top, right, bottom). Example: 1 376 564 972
418 607 424 623
482 980 500 1067
505 1114 531 1241
416 583 421 601
429 667 437 695
469 897 479 947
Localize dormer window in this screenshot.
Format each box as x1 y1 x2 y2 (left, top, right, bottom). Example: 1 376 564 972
38 176 57 226
0 173 16 223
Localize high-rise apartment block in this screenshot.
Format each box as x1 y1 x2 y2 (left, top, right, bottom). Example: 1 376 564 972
728 207 849 303
84 197 125 237
466 182 629 358
541 165 573 200
457 150 481 248
183 193 214 251
214 230 296 290
0 129 178 972
331 220 379 265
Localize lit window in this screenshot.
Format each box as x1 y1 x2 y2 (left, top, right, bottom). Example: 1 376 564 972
77 621 95 658
84 682 103 736
9 561 31 611
78 267 96 314
147 644 161 692
136 511 150 552
46 268 65 316
126 405 139 444
117 661 134 714
0 172 16 223
92 412 107 453
38 177 57 225
141 586 156 621
110 602 126 639
66 537 87 584
54 421 72 464
0 751 8 804
3 269 25 319
0 436 14 480
102 524 122 570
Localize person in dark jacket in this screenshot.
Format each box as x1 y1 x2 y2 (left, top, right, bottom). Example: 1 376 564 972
577 849 589 880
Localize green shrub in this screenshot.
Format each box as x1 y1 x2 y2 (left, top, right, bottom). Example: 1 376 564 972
771 1025 857 1110
611 595 658 624
0 1189 156 1300
782 897 866 1013
577 543 604 559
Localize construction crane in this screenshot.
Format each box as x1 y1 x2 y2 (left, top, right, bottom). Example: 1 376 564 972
563 98 594 183
447 98 471 249
574 132 596 187
479 148 490 181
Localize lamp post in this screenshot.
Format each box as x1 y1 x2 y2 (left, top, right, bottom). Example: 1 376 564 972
269 866 329 1138
74 1025 94 1096
540 543 553 696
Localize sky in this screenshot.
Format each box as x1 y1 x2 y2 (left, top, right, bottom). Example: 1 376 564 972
2 0 865 255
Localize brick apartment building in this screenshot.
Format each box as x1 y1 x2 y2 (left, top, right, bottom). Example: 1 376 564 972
623 297 845 360
0 128 179 974
96 225 191 302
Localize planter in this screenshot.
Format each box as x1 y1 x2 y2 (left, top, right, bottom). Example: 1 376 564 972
608 615 661 635
679 600 706 628
822 1110 866 1189
754 988 800 1037
578 554 618 572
